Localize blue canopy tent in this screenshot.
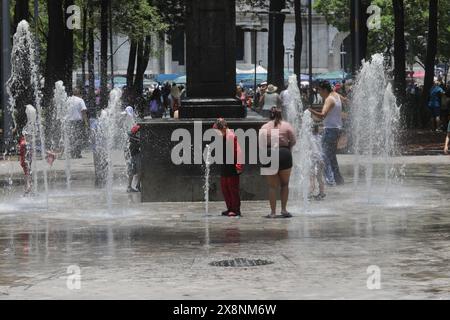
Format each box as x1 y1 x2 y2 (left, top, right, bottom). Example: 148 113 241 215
174 75 186 84
155 74 181 83
173 72 315 90
315 71 350 84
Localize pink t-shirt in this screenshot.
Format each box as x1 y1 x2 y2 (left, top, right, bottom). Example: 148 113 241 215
260 121 297 149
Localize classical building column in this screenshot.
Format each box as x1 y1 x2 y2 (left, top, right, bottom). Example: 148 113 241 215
151 36 160 75
329 31 350 72
164 34 173 74
244 31 252 64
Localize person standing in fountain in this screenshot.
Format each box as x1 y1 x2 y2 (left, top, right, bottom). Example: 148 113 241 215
18 130 33 195
259 107 296 218
309 80 345 186
428 81 445 132
127 124 142 193
67 88 89 159
214 119 244 217
444 120 450 155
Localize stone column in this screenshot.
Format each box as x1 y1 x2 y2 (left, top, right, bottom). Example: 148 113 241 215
244 31 252 64
164 34 172 74
185 0 237 98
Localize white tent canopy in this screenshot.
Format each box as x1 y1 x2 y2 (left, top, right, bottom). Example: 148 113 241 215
236 64 268 74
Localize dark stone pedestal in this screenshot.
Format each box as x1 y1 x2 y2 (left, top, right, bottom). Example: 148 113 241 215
139 114 268 202
185 0 236 99
179 98 245 119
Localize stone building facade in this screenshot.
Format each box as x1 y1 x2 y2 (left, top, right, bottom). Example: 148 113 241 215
84 1 351 77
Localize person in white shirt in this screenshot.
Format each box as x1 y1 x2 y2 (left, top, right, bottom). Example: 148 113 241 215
260 84 282 118
67 88 89 158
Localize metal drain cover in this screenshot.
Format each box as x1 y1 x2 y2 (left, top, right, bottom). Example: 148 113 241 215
209 258 274 268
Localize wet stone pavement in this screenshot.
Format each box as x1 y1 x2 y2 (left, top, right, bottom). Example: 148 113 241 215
0 158 450 299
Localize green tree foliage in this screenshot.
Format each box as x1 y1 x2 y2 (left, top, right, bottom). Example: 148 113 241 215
314 0 450 67
112 0 167 41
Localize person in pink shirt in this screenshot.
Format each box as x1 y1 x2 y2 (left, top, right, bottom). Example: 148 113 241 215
259 107 297 218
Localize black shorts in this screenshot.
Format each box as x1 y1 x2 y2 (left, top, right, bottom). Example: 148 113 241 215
262 147 293 172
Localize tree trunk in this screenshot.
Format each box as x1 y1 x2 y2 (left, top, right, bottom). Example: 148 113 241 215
294 0 302 85
109 0 115 88
64 0 74 95
87 1 96 114
42 0 65 146
350 0 370 72
360 1 370 61
133 36 152 98
393 0 406 106
268 0 286 91
100 0 109 109
81 4 87 98
126 39 138 103
14 0 30 28
422 0 439 127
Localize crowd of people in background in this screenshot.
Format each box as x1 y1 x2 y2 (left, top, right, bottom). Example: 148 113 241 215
9 72 450 200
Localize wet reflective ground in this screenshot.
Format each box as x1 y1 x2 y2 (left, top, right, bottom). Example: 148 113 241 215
0 160 450 299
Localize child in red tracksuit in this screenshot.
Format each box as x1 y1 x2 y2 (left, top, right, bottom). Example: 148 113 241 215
214 119 244 217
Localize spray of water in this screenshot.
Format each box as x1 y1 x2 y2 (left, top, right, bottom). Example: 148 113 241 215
350 54 401 201
54 81 71 191
203 145 212 216
285 76 303 202
98 88 125 209
284 75 314 212
25 105 38 194
7 21 48 207
297 110 314 211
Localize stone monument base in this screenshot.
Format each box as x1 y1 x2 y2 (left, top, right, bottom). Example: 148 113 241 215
139 113 268 202
179 98 245 119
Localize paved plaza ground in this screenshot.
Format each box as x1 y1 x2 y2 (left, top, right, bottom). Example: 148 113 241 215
0 154 449 299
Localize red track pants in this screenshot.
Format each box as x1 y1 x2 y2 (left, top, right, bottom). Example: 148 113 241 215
221 176 241 213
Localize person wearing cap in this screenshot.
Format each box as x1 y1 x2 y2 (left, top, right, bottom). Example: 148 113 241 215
213 118 244 217
260 84 282 118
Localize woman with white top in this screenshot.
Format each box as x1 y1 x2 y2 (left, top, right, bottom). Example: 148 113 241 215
309 80 346 186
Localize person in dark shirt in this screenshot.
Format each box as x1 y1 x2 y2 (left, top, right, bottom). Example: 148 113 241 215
213 118 244 217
